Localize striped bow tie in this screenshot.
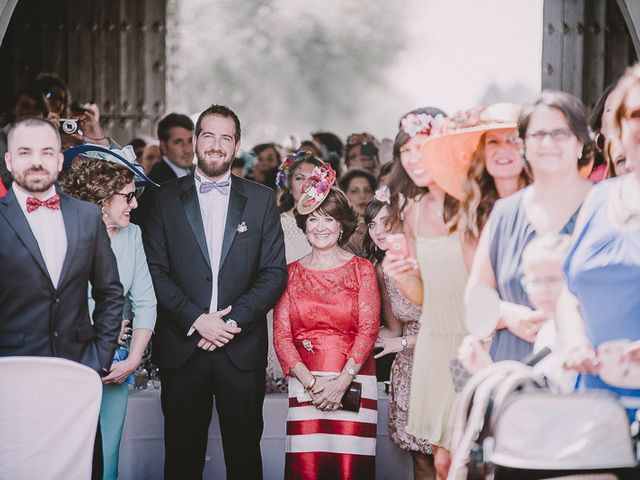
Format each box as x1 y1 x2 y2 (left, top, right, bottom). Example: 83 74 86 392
199 180 231 195
26 194 61 213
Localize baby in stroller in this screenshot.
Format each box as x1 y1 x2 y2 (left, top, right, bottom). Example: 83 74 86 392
451 235 638 479
458 234 574 390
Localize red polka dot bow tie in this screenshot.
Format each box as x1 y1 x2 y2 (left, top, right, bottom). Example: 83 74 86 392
26 194 61 213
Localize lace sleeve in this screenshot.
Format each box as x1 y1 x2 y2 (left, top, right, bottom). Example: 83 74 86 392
348 259 380 365
273 286 302 377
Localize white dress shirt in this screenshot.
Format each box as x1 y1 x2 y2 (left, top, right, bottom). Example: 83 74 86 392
188 169 231 334
163 156 192 178
13 184 68 288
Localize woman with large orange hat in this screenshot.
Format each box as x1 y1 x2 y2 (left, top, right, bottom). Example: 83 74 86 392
383 104 530 479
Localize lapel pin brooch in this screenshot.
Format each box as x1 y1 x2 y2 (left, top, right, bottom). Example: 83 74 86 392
236 222 248 233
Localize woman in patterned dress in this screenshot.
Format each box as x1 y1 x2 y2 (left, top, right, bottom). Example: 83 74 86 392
364 196 435 480
274 177 380 479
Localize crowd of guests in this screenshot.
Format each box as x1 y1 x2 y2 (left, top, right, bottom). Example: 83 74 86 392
0 62 639 480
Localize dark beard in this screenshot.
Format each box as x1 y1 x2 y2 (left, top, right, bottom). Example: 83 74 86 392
13 169 57 193
196 151 233 178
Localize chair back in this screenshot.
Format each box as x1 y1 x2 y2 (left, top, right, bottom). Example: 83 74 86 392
0 356 102 480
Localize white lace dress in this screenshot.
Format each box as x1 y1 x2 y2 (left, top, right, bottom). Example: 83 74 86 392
265 211 312 392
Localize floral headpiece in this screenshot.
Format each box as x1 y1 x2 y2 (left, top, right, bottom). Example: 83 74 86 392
276 150 304 189
346 132 378 147
400 112 445 138
296 164 337 214
374 186 391 204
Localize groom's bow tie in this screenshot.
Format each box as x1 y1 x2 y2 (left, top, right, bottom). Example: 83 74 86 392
196 173 231 195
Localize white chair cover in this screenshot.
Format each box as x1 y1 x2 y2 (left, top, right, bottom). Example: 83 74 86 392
0 356 102 480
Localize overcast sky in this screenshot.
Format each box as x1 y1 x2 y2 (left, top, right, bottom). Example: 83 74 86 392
360 0 544 138
395 0 542 110
174 0 544 143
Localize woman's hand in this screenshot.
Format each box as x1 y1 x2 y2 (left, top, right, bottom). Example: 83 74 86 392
381 252 423 305
562 341 600 374
458 335 493 373
118 319 132 346
622 340 640 363
311 375 350 411
381 252 418 283
102 356 140 384
504 305 548 343
374 336 403 359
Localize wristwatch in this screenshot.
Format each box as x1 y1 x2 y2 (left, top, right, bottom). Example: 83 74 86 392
225 319 238 329
401 336 408 350
346 366 356 380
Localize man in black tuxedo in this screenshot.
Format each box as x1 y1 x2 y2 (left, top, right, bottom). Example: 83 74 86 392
142 105 287 479
0 117 123 373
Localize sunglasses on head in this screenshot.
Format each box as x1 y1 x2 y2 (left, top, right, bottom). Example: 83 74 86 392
114 191 137 204
45 91 66 102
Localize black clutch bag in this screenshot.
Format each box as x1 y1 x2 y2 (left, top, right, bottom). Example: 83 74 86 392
341 381 362 412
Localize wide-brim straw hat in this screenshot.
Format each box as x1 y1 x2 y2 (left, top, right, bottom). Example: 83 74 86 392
417 103 521 200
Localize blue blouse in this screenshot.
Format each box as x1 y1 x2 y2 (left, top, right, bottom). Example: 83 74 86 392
564 177 640 419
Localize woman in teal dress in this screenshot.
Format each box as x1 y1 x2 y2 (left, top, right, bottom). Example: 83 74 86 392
62 158 156 479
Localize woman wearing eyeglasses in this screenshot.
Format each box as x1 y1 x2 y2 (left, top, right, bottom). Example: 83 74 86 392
466 91 593 362
560 64 640 422
61 158 156 480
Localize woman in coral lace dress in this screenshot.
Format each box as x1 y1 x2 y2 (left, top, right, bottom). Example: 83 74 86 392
274 170 380 479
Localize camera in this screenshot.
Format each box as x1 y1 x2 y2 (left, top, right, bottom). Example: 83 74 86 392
60 118 79 135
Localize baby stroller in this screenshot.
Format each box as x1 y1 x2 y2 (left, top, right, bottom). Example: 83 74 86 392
448 351 640 479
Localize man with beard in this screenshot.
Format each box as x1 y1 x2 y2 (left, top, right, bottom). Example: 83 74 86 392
0 117 123 478
142 104 287 480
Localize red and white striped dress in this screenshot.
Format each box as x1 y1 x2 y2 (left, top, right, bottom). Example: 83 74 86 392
274 257 380 479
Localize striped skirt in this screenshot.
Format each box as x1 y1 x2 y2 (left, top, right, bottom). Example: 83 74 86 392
284 371 378 479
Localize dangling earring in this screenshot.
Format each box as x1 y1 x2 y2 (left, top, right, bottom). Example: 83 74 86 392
577 151 582 160
339 230 343 242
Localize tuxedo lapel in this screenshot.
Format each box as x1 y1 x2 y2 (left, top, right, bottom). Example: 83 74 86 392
220 177 247 269
0 189 52 283
181 177 211 269
57 192 78 287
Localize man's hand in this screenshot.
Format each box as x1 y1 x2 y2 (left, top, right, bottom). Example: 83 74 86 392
194 306 241 351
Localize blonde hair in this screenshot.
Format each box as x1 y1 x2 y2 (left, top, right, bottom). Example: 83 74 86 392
604 63 640 142
522 234 572 272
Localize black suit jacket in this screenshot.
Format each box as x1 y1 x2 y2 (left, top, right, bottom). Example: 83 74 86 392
131 159 180 226
142 174 288 370
148 159 179 185
0 188 124 373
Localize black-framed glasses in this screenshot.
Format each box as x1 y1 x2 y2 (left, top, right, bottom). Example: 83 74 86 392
114 191 137 204
525 128 572 143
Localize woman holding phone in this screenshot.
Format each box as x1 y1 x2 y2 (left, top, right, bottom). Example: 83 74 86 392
382 107 471 480
384 105 523 479
364 192 435 479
